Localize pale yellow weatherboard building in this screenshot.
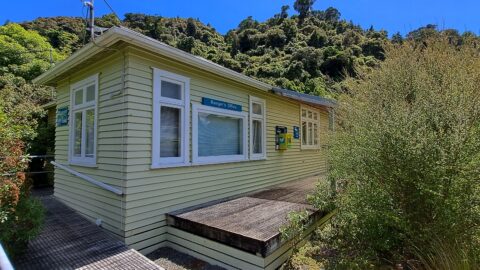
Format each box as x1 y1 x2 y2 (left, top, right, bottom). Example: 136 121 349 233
34 26 335 270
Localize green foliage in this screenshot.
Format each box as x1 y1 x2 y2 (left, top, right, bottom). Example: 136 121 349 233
18 5 397 98
280 210 309 251
17 6 480 101
0 197 44 258
279 242 324 270
0 24 64 81
0 108 45 258
0 74 52 135
408 238 479 270
0 24 53 257
294 0 316 22
21 16 86 52
309 37 480 268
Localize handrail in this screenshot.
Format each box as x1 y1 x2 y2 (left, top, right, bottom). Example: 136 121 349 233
50 161 123 195
0 244 14 270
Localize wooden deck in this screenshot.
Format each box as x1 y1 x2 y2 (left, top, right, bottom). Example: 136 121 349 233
167 176 325 257
15 189 163 270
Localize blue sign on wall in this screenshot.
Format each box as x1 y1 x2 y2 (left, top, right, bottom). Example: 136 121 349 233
293 126 300 139
56 107 69 127
202 97 242 112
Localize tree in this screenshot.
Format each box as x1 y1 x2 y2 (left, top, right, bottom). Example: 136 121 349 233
0 24 63 81
310 37 480 268
186 18 197 37
308 29 327 48
324 7 341 22
293 0 316 22
0 75 48 258
177 36 195 53
280 5 290 19
274 5 290 21
407 24 439 42
238 16 258 31
265 28 287 48
391 32 403 44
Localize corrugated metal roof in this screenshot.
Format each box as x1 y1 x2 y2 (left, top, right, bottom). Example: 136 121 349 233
271 87 337 108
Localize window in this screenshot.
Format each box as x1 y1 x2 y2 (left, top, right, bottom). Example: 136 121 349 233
301 106 320 149
69 74 98 166
192 104 248 165
152 68 190 168
250 96 266 160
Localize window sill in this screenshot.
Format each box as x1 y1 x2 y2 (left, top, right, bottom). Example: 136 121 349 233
192 157 249 166
150 163 190 169
300 147 321 151
250 156 267 161
150 156 266 169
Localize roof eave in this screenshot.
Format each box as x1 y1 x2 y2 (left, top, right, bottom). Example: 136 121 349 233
271 87 337 108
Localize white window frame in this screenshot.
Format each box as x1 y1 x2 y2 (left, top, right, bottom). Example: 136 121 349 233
152 68 190 169
249 96 267 160
68 74 99 167
300 105 321 150
192 104 248 165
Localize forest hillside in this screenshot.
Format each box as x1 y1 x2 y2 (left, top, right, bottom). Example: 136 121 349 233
18 4 478 98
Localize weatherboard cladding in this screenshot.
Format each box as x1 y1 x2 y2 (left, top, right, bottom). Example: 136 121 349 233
121 47 329 253
48 38 329 267
53 51 127 238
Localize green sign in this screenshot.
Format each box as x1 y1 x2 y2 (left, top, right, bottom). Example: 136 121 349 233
56 107 69 127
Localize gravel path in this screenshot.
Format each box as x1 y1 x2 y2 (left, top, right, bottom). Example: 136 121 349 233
148 247 226 270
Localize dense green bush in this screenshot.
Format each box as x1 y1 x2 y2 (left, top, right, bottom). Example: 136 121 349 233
0 24 54 258
0 109 45 258
309 38 480 268
0 195 44 258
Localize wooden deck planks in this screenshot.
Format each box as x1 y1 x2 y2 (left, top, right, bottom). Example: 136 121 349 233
167 176 324 257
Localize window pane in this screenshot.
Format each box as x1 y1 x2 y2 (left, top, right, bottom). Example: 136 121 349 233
161 80 182 100
86 85 95 102
313 113 318 120
314 123 318 146
302 109 306 118
160 106 181 157
302 121 307 145
85 109 95 157
252 119 263 154
198 112 243 156
74 90 83 105
308 122 313 145
252 103 262 115
73 112 82 156
308 111 313 119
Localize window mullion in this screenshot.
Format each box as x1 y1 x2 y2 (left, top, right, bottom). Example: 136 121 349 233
81 109 86 158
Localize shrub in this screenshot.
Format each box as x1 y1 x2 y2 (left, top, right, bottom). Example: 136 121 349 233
0 197 44 257
0 81 47 257
310 38 480 268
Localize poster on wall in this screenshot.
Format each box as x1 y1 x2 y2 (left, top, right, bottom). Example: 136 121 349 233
56 107 69 127
293 126 300 139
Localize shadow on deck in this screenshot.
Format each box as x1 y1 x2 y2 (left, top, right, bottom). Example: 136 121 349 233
14 189 162 270
167 176 325 258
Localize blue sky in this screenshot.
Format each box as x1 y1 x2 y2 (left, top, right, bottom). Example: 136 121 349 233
1 0 479 36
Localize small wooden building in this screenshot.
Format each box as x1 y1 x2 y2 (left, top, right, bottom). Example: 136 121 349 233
33 27 335 270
